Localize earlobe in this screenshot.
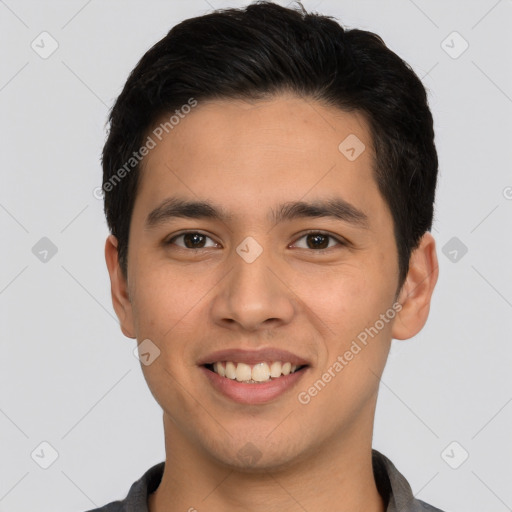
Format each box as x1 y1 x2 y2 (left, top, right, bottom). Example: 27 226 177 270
104 235 136 339
391 232 439 341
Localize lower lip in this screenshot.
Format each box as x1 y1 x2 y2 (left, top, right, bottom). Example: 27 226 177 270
200 366 308 405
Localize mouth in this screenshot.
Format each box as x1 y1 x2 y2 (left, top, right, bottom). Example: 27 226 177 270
198 348 311 404
203 361 308 384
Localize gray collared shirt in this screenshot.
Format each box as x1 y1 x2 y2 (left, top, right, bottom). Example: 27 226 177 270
85 449 445 511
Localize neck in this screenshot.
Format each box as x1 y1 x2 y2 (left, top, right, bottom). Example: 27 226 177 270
148 413 386 512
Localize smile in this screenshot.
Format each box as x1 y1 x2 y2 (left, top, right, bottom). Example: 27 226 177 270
205 361 305 383
201 363 309 405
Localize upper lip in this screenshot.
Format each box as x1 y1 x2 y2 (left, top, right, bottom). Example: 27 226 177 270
198 348 311 367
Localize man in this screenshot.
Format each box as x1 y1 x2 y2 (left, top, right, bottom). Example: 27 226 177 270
92 1 443 510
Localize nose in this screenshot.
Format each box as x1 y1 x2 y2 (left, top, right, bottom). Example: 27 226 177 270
210 242 296 332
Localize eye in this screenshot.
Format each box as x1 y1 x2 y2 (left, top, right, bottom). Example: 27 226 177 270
165 231 219 250
164 230 347 251
291 231 346 251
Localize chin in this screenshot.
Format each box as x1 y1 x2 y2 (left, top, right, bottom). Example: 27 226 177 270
208 437 309 474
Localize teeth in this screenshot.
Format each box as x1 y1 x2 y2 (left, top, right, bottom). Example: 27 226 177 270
225 361 237 380
213 362 226 377
252 362 270 382
211 361 302 383
270 361 282 378
236 362 252 381
282 362 291 376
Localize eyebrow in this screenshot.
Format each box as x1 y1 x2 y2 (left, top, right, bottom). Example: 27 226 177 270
145 196 370 230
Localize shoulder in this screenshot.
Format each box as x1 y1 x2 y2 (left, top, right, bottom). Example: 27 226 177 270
416 500 447 512
372 449 447 512
79 461 165 512
83 502 124 512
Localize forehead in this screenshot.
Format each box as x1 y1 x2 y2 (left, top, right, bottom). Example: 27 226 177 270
150 94 373 164
134 94 387 229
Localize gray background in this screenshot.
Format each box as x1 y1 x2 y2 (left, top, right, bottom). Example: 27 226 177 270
1 0 511 510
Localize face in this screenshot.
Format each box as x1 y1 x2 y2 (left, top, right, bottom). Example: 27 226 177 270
106 93 438 472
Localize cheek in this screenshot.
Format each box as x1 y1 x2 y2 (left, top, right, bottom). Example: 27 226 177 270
298 275 394 423
131 267 203 409
130 260 201 335
293 264 394 364
289 265 372 332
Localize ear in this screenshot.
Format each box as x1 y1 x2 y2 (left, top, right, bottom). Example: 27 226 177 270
105 234 136 339
391 232 439 340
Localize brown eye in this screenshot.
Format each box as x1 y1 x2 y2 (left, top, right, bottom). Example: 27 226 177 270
166 232 218 249
292 231 345 251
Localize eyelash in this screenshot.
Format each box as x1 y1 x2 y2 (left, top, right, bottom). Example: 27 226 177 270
165 230 347 252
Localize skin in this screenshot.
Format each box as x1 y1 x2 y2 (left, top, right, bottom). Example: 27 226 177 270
105 93 438 512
